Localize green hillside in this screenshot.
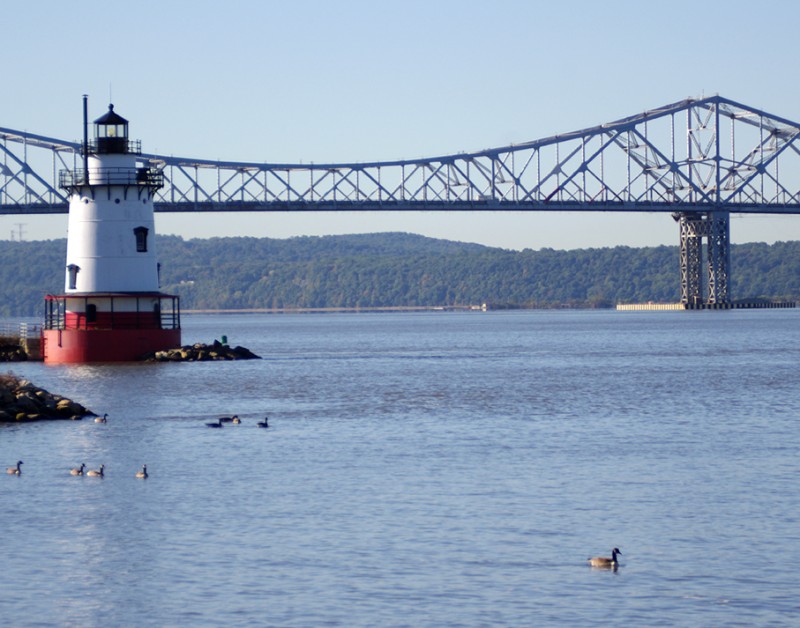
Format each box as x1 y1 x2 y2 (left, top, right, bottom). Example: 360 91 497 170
1 233 799 316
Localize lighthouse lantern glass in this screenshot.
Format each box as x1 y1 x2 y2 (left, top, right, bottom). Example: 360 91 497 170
96 122 126 139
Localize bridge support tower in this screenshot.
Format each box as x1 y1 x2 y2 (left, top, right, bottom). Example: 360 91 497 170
674 211 731 308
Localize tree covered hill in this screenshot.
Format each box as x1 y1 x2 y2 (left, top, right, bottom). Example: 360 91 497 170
1 232 799 316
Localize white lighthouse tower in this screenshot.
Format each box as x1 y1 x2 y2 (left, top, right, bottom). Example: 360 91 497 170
42 98 180 363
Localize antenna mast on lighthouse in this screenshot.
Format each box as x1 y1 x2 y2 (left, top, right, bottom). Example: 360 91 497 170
82 95 89 178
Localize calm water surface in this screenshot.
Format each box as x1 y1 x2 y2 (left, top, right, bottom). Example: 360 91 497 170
2 310 799 626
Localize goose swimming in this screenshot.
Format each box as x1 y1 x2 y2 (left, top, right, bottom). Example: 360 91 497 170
6 460 23 475
256 417 269 428
87 464 105 477
95 414 108 423
135 464 148 479
70 463 86 476
218 415 238 423
206 418 224 428
588 548 621 569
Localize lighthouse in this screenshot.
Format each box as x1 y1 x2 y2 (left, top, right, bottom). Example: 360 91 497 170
42 98 180 363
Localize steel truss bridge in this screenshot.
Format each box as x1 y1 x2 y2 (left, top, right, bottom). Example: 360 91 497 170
3 95 800 306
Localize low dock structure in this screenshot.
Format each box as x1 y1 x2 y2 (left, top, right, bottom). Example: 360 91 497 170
0 322 42 361
616 303 685 311
617 301 796 311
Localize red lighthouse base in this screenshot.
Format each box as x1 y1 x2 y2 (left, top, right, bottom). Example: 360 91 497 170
42 327 181 363
42 293 181 364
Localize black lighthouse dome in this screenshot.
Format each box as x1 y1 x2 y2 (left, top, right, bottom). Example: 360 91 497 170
93 104 130 154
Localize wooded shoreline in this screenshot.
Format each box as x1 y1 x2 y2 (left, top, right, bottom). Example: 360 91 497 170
2 233 799 316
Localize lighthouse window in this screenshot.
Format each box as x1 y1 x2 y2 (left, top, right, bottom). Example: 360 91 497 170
86 304 97 323
134 226 149 253
67 264 80 290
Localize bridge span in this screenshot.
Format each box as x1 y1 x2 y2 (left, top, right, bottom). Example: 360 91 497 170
3 95 800 306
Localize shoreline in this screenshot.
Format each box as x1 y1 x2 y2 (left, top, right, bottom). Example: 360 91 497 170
183 305 486 314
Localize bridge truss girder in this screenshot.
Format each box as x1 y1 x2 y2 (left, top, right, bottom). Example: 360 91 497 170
4 95 800 216
144 95 800 213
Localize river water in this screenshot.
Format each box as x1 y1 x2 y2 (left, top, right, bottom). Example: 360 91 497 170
2 309 799 626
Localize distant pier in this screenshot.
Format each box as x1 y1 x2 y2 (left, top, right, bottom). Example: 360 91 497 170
617 301 796 311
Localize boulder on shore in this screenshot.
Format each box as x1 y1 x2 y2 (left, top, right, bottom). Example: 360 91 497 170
141 340 261 362
0 372 94 422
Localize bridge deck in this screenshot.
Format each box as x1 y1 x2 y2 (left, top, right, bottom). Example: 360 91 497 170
4 200 800 215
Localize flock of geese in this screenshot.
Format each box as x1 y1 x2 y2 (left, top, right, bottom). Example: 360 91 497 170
5 412 271 481
8 414 622 571
7 459 147 479
6 414 622 571
205 415 270 428
67 463 149 478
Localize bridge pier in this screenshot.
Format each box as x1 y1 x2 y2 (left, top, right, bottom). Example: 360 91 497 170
675 211 731 307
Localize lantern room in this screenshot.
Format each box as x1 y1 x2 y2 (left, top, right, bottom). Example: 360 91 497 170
93 104 129 154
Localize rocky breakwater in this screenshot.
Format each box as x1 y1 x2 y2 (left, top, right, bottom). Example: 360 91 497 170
0 372 93 422
143 340 261 362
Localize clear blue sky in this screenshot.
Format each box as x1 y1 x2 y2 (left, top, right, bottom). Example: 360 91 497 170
3 0 800 250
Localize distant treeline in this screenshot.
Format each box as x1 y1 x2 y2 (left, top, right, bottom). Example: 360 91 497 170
1 232 800 316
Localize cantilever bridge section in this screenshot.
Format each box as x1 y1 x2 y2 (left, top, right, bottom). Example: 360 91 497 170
3 95 800 306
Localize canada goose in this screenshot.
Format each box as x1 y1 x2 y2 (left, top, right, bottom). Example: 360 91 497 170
70 463 86 476
256 417 269 428
206 418 224 428
95 414 108 423
87 464 105 477
588 548 621 568
232 416 241 424
219 415 238 423
135 464 148 479
6 460 23 475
